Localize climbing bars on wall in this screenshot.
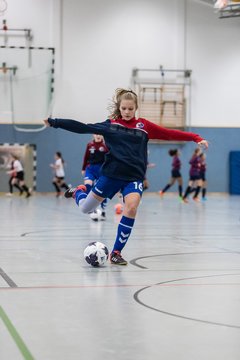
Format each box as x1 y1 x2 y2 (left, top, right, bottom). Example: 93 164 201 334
132 67 192 129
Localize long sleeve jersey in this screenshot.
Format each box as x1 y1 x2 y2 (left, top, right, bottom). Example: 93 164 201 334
48 117 203 181
189 155 201 176
172 156 181 171
82 140 109 171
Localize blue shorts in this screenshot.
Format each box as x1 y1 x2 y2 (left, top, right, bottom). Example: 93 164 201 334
92 175 143 199
84 164 102 182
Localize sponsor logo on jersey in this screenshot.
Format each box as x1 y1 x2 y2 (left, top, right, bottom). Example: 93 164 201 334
136 122 144 129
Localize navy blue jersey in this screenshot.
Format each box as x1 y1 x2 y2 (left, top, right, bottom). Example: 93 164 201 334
48 117 203 181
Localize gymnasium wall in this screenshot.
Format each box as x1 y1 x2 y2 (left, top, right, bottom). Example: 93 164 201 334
0 124 239 193
186 1 240 127
0 0 240 192
0 0 239 126
55 0 240 126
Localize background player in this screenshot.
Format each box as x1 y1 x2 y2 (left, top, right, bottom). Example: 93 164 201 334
82 134 109 220
199 152 207 201
50 151 69 197
7 154 31 198
182 148 202 203
159 149 183 199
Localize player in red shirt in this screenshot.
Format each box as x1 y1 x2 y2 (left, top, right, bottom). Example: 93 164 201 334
182 148 202 203
44 88 208 265
159 149 183 199
82 134 109 220
199 152 207 201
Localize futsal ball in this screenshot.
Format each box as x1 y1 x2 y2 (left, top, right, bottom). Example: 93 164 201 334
83 241 109 267
114 203 123 215
89 208 102 221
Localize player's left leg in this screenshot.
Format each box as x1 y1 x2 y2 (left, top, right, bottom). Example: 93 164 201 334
110 181 143 265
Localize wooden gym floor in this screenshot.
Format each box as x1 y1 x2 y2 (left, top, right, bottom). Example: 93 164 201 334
0 193 240 360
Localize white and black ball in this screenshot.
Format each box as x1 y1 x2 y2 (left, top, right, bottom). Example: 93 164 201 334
83 241 109 267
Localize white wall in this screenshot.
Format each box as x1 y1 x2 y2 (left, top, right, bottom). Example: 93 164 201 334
0 0 54 46
0 0 240 126
57 0 184 122
187 0 240 127
0 0 58 123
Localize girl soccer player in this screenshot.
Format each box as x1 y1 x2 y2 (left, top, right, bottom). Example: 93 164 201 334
44 88 208 265
50 151 69 197
9 154 31 198
159 149 183 199
82 134 109 220
199 152 207 201
6 154 23 196
182 148 202 203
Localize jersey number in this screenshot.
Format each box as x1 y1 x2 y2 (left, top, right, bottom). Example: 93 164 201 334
133 181 143 192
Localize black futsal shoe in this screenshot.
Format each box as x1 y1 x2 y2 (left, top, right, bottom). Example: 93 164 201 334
64 185 87 199
64 187 76 199
110 251 128 265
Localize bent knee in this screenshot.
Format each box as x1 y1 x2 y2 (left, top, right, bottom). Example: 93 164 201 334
124 204 138 217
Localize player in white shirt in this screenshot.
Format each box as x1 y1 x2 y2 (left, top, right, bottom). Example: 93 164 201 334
7 155 31 198
5 155 23 196
50 152 69 197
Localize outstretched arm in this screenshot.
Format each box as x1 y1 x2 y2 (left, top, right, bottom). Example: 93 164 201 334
145 120 208 148
43 117 110 136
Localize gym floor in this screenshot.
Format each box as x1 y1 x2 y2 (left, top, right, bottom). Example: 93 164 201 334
1 193 240 360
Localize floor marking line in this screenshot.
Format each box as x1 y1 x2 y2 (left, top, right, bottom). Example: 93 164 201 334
0 267 18 287
1 281 240 291
0 306 35 360
133 273 240 329
130 251 238 269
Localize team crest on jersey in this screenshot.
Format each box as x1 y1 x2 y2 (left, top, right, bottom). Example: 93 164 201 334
136 122 144 129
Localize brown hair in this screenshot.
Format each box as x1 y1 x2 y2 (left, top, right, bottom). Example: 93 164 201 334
108 88 138 119
169 149 178 157
194 148 201 155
